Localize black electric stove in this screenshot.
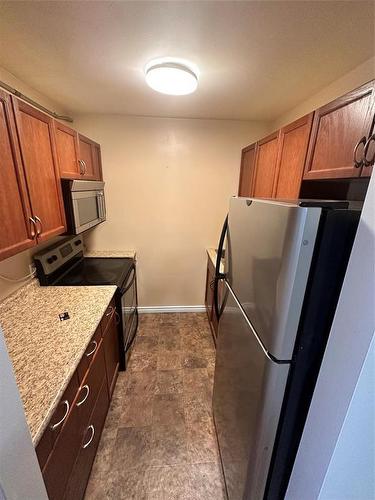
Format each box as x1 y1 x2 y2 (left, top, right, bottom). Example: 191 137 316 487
34 236 138 370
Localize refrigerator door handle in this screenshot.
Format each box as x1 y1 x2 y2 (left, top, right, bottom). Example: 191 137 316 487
224 279 291 365
214 215 228 320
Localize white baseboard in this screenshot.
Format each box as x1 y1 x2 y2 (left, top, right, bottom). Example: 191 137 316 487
138 305 206 314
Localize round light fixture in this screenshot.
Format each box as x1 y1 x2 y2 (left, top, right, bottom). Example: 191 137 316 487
145 59 198 95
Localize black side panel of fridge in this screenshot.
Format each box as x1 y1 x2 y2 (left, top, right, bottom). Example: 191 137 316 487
264 208 361 500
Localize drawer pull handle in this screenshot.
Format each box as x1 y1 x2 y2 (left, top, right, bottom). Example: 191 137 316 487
82 425 95 449
50 400 70 430
106 305 114 316
76 384 90 407
85 340 98 357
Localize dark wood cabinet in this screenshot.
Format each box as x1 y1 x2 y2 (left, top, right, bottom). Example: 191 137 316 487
304 81 375 180
64 381 109 500
12 98 66 242
103 311 120 397
238 143 256 197
35 303 119 500
0 90 36 260
273 113 313 199
252 131 280 198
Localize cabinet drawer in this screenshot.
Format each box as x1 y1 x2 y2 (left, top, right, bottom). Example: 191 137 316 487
36 371 79 470
101 297 116 334
77 325 102 383
42 395 81 500
64 381 110 500
76 341 107 430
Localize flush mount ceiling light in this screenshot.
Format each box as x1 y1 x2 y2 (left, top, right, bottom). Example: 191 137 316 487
145 58 198 95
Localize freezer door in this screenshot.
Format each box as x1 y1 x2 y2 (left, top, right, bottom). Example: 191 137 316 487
213 281 290 500
226 198 321 360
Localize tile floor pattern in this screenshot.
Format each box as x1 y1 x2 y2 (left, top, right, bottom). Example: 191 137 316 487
84 313 227 500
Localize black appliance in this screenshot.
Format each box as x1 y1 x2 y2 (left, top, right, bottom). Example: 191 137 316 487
33 236 138 370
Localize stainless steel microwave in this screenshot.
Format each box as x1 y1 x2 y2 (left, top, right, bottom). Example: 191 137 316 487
62 180 106 234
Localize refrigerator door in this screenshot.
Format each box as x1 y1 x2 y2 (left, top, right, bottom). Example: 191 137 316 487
213 281 290 500
226 198 321 360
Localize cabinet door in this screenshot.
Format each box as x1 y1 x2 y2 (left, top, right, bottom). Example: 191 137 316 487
64 381 109 500
54 122 81 179
361 114 375 178
252 131 280 198
0 90 35 261
304 81 375 180
42 398 81 500
78 134 102 180
273 113 313 199
238 144 256 197
12 98 66 242
103 312 120 396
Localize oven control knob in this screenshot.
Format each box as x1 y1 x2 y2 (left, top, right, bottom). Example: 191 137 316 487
75 239 82 246
47 256 54 264
52 255 58 261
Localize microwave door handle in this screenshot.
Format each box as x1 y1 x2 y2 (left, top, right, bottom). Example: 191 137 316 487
101 193 106 220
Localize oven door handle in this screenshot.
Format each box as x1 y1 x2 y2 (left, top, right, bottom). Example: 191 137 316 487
124 309 139 353
121 265 136 294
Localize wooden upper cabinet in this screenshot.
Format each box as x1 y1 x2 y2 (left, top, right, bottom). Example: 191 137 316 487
273 113 313 199
56 124 102 181
304 81 375 180
78 134 102 180
54 121 81 178
252 131 280 198
0 90 36 261
12 98 66 242
238 144 256 197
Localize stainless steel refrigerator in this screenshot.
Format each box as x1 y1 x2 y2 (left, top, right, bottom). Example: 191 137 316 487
212 198 360 500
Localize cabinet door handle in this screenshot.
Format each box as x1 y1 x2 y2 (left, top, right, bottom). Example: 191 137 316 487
106 305 114 317
78 159 84 175
82 425 95 449
29 217 37 239
85 340 98 357
363 134 375 167
353 136 366 168
82 160 87 175
34 216 43 236
76 384 90 407
50 400 70 430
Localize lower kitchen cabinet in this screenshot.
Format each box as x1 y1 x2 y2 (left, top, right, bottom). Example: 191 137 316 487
36 300 120 500
103 310 120 397
64 381 109 500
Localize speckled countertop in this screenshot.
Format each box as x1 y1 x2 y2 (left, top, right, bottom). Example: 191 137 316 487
207 248 224 274
0 280 116 445
85 249 136 259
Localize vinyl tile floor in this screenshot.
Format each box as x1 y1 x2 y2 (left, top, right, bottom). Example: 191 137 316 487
84 313 227 500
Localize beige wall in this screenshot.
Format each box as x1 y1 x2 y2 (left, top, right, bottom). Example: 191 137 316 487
74 115 268 307
0 58 373 304
271 57 375 130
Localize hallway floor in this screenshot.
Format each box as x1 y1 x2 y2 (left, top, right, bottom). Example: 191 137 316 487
85 313 227 500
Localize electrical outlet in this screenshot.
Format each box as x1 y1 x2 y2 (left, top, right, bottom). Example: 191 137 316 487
29 263 36 275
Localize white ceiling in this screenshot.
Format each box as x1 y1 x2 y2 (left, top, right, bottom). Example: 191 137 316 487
0 1 373 120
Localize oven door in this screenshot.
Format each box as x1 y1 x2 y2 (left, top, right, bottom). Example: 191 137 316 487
120 265 138 354
71 189 106 234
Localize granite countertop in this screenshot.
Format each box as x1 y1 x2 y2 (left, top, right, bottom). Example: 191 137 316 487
207 248 224 274
85 249 136 259
0 280 116 445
